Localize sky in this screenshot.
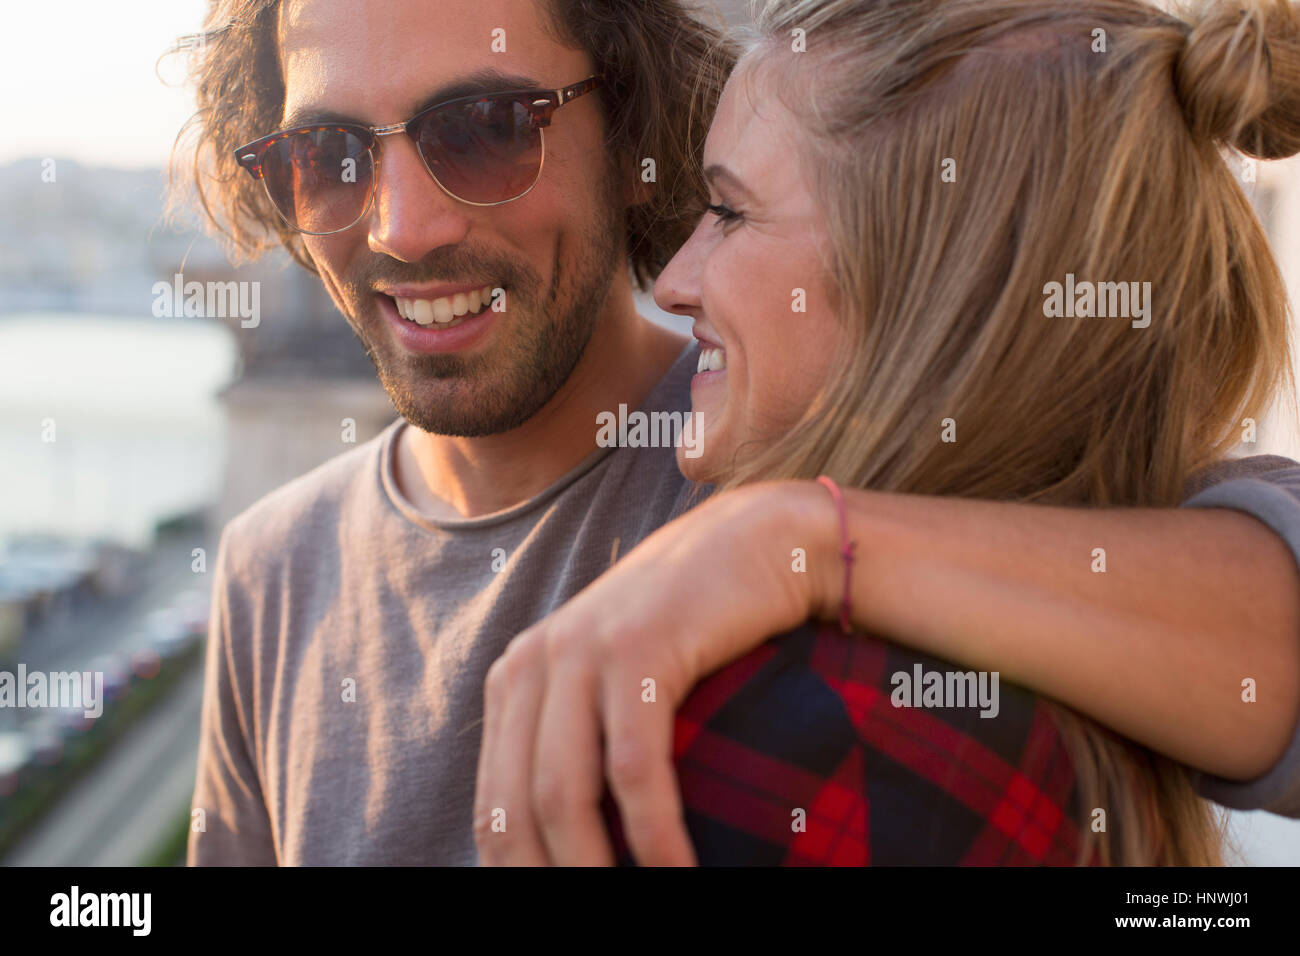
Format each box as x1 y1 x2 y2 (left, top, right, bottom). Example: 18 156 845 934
0 0 210 169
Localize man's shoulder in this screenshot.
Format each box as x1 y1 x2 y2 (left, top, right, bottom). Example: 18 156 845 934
646 336 696 414
217 422 396 574
1185 453 1300 498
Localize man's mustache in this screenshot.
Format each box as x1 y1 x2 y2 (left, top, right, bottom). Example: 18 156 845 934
351 250 534 296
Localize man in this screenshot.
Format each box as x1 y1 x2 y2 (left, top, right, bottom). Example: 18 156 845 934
186 0 728 865
187 0 1300 865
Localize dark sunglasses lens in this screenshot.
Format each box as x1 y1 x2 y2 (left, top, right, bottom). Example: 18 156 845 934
260 128 373 233
414 96 542 204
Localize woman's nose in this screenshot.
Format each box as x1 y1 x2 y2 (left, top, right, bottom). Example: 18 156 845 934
654 224 707 317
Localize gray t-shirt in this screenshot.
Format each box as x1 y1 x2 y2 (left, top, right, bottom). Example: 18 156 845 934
189 344 703 865
189 343 1300 865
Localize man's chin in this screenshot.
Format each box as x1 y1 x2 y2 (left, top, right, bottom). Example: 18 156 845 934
382 373 547 439
363 344 502 436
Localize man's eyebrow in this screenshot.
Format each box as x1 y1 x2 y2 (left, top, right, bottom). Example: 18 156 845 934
703 163 754 201
281 69 546 129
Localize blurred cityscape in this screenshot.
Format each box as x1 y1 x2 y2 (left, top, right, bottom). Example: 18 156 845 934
0 153 397 864
1 0 1298 867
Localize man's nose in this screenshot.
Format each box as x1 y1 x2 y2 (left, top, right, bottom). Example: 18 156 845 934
366 135 472 262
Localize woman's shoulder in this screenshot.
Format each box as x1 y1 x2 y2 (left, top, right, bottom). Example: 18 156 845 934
673 619 1084 865
699 619 1056 763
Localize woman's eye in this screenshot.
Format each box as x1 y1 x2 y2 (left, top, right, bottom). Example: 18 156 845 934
707 203 742 227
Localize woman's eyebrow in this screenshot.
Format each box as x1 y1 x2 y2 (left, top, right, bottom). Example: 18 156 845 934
704 163 754 201
281 68 544 129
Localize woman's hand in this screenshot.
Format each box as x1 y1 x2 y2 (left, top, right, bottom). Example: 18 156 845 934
473 480 838 865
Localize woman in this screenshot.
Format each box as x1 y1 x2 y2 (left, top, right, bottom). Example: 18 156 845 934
475 0 1300 864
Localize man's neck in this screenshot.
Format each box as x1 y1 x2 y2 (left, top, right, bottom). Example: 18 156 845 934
394 282 688 520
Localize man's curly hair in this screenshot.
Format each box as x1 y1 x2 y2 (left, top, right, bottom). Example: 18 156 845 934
167 0 737 289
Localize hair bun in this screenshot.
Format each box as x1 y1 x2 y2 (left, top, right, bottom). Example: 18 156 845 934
1175 0 1300 159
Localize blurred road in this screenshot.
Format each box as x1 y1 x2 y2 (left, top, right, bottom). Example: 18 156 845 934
14 532 207 680
0 528 210 866
2 514 1297 866
2 661 201 866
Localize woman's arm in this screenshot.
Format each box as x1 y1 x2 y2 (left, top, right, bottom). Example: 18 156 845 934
475 473 1300 866
794 481 1300 781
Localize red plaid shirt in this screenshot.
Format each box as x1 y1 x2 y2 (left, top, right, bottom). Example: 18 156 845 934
606 621 1085 865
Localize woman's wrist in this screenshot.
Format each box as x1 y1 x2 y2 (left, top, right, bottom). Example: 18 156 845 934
735 479 846 629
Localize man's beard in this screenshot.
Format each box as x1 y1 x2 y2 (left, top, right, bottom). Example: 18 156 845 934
339 175 624 438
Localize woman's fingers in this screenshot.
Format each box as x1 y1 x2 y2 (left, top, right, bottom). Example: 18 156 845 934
475 486 810 866
474 634 551 865
603 653 697 866
532 645 615 866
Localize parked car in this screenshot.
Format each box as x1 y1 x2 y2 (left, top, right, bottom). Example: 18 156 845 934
131 647 162 680
0 581 26 659
173 587 211 639
90 653 131 703
145 607 194 661
0 731 31 796
24 715 65 768
58 706 97 736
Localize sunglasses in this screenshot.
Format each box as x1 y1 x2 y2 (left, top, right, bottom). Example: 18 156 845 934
234 75 602 236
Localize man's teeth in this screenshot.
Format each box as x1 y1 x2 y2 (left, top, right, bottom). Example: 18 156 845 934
394 286 496 327
697 347 727 373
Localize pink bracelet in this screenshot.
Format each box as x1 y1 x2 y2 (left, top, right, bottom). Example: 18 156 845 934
815 476 857 634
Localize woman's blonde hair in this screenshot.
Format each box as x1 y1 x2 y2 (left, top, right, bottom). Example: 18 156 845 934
731 0 1300 864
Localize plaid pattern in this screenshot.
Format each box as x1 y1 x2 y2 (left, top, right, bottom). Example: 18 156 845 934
606 621 1086 865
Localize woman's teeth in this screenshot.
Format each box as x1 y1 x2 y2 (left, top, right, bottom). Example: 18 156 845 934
697 347 727 373
394 286 497 327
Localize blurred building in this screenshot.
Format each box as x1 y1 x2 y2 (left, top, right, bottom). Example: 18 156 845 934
0 157 396 534
211 273 395 531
